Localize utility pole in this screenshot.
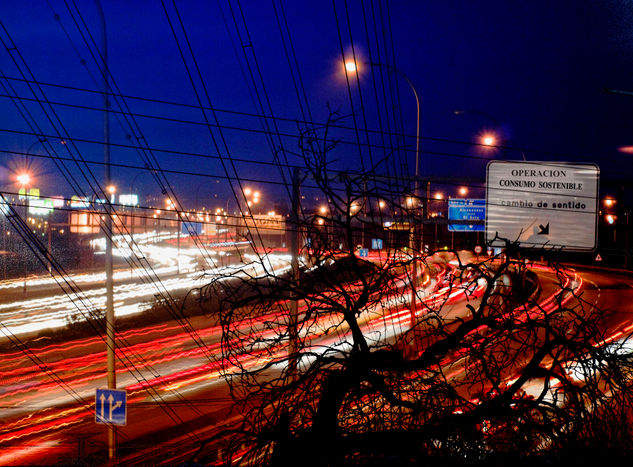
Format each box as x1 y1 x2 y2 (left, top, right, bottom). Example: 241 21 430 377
22 191 28 294
177 216 181 275
95 0 116 461
626 209 630 270
288 168 301 379
47 221 52 274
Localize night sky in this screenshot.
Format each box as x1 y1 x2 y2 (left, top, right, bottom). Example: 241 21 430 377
0 0 632 210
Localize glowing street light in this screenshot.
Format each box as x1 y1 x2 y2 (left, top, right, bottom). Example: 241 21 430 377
243 187 262 210
344 60 357 73
481 133 496 146
107 184 117 203
16 173 31 187
458 186 468 196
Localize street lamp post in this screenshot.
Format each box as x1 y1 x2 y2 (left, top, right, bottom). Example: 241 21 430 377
129 171 146 245
16 172 31 293
165 198 181 274
346 60 422 332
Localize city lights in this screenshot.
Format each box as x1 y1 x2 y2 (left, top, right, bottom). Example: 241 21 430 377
243 187 262 210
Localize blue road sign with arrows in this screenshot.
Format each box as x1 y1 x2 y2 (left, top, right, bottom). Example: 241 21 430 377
95 388 127 426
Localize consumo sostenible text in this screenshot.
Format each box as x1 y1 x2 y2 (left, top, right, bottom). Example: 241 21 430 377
498 179 583 190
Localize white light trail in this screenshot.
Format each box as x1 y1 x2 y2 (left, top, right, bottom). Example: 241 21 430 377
0 253 291 337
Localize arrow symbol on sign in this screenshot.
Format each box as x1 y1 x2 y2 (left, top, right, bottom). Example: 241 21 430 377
108 394 122 421
538 223 550 235
99 393 106 420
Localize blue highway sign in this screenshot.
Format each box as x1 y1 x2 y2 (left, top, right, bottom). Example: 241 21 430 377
448 198 485 232
182 221 203 236
95 388 127 426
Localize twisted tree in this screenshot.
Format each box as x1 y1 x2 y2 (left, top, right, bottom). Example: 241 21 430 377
194 124 633 465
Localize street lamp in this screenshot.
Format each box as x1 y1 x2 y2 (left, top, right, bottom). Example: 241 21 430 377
344 61 357 73
107 184 116 203
453 109 526 160
242 187 262 211
481 134 497 147
16 173 31 187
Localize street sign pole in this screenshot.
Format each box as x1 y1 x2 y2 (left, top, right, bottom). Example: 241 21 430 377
94 0 116 460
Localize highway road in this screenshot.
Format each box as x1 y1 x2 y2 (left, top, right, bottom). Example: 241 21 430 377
0 256 632 465
0 250 442 464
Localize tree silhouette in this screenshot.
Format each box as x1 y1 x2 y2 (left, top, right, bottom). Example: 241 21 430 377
195 123 633 465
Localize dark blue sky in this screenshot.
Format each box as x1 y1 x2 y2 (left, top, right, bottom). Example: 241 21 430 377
1 0 632 209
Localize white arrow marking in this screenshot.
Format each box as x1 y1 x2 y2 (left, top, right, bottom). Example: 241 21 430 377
99 393 106 420
108 394 123 421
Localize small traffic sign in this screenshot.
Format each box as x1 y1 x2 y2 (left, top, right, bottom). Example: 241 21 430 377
371 238 383 250
96 388 127 426
358 248 369 257
474 245 482 254
595 253 602 262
